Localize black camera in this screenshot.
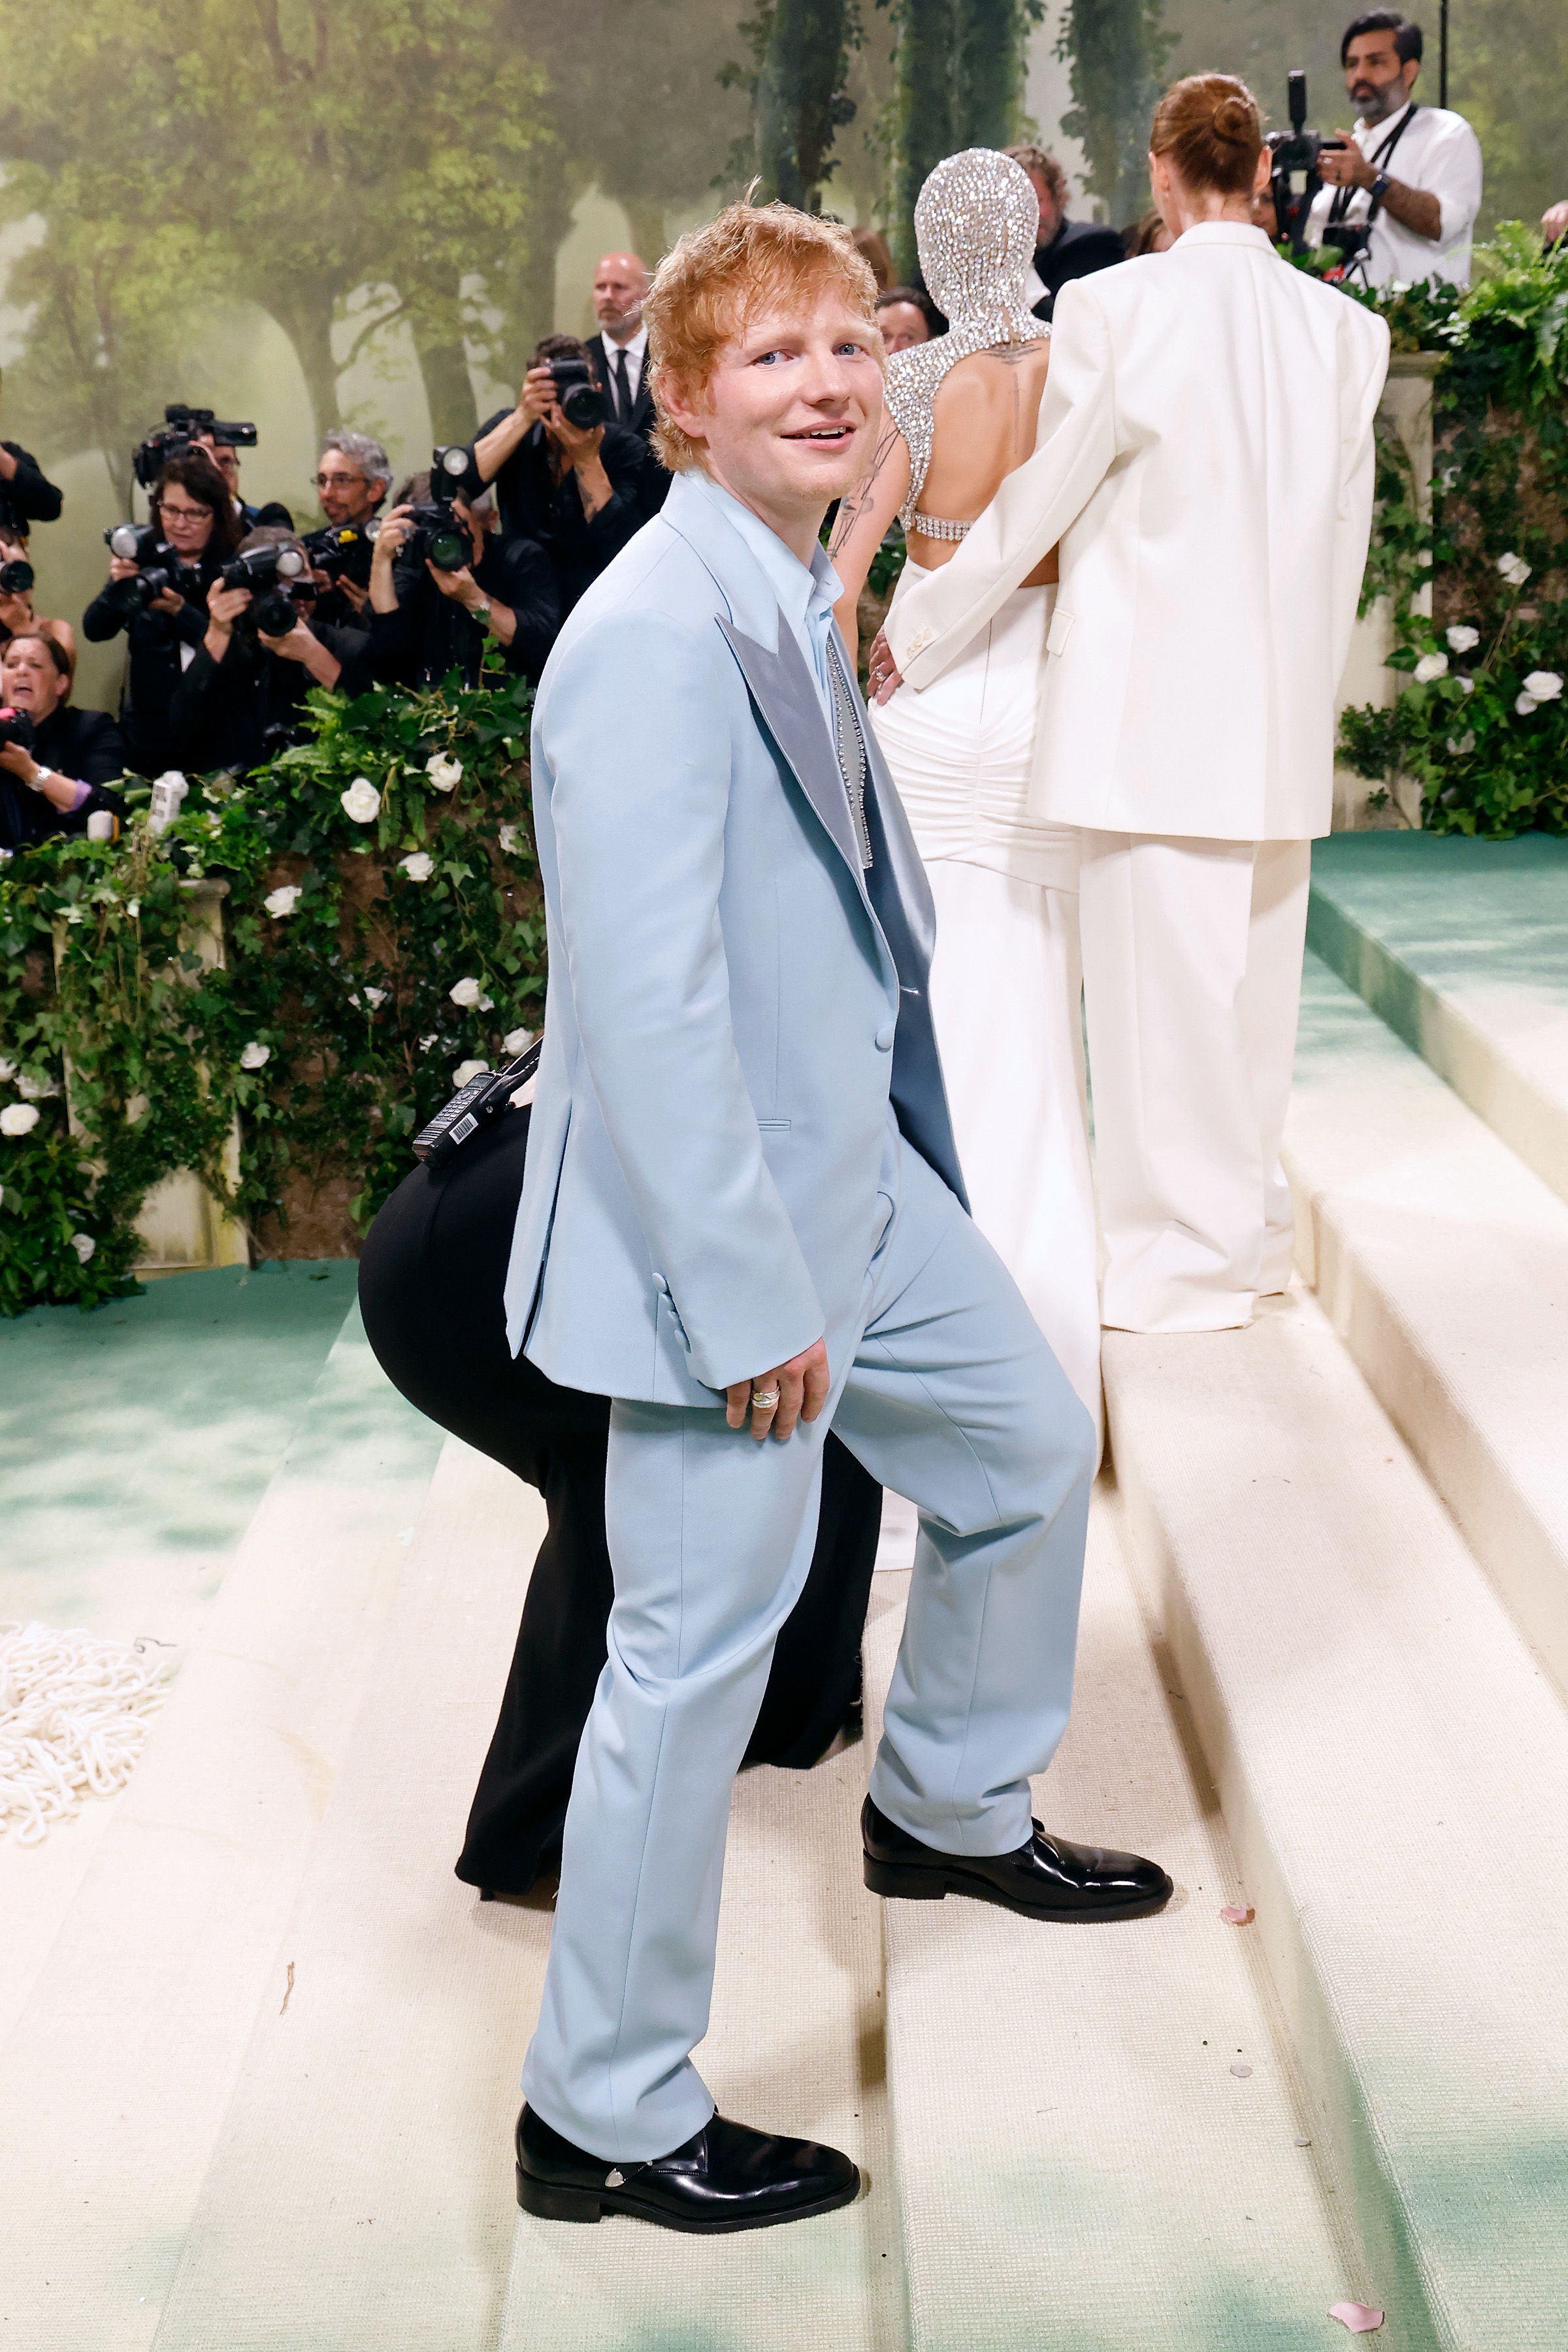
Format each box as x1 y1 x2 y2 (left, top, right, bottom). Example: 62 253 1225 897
101 521 201 614
0 557 34 596
0 704 36 754
1265 71 1348 252
303 520 380 588
400 446 472 574
221 542 313 637
132 403 259 493
548 358 609 432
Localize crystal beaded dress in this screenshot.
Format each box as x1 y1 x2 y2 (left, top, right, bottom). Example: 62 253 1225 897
868 152 1101 1433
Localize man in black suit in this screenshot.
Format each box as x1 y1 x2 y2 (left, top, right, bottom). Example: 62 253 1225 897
584 251 666 502
1005 143 1126 321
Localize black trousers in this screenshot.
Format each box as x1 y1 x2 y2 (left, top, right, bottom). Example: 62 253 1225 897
357 1104 883 1896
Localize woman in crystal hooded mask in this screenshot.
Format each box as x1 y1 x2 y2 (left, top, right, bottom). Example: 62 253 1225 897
830 149 1100 1442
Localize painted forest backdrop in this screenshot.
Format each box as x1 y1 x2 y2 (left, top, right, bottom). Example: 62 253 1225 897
1 0 1563 713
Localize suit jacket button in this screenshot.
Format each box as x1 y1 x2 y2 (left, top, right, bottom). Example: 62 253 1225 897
875 1023 895 1052
653 1273 670 1295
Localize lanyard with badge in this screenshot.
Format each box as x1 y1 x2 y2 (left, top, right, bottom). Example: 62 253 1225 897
1323 105 1419 278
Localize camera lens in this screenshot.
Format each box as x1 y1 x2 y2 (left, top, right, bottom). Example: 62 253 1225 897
427 527 469 572
0 559 34 595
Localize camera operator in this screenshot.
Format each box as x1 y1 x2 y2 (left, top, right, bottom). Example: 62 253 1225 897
368 474 557 691
0 525 76 666
306 431 392 623
193 431 293 532
0 632 127 853
82 449 240 778
470 335 665 621
169 525 372 776
1308 12 1482 287
0 431 64 539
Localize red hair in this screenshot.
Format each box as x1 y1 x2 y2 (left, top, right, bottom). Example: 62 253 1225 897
1150 74 1262 199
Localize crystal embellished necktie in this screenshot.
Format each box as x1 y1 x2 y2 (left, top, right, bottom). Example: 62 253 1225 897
826 637 873 870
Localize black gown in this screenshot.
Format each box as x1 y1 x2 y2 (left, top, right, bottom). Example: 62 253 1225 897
357 1097 882 1896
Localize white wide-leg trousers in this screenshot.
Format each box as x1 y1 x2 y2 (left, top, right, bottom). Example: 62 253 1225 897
521 1128 1096 2163
1077 831 1312 1333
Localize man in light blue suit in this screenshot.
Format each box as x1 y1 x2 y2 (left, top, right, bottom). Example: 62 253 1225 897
504 203 1171 2237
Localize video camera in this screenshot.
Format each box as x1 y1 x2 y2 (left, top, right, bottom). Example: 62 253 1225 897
399 446 473 574
547 357 610 433
0 557 34 596
220 541 313 637
0 705 35 755
1265 71 1348 253
132 404 259 493
303 520 381 589
101 521 201 615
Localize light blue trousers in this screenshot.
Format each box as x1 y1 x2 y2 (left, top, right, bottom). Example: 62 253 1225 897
521 1130 1096 2160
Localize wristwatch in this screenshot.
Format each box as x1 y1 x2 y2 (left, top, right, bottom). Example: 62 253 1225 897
1369 170 1393 204
26 762 54 794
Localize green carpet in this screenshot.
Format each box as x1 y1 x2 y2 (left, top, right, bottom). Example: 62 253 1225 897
0 1261 361 1644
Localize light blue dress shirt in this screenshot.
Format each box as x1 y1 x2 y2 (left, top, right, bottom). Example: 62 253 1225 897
683 468 843 730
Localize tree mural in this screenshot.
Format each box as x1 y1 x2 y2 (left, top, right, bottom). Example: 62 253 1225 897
881 0 1040 276
1055 0 1177 227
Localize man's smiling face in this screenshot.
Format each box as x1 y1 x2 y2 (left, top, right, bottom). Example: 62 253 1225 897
662 291 883 549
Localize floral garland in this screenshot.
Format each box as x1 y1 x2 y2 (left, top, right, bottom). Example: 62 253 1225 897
1 664 544 1313
1336 223 1568 836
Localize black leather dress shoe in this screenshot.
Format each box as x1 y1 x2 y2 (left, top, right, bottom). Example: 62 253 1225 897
515 2102 860 2233
861 1794 1173 1921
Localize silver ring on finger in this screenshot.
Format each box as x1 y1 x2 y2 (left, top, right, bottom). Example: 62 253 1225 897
751 1386 781 1409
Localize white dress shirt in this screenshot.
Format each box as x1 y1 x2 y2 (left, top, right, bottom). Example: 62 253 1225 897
1307 101 1483 289
601 323 649 413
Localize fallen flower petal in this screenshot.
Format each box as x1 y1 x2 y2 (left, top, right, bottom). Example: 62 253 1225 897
1230 2062 1253 2078
1329 2303 1384 2333
1220 1905 1254 1925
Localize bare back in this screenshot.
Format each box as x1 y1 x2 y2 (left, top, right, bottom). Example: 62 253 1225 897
913 342 1056 583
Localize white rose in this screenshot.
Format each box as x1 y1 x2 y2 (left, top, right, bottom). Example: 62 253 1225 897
425 753 463 792
1 1102 41 1137
239 1041 271 1070
479 993 494 1011
0 1059 13 1081
1413 651 1448 684
399 852 434 883
1515 693 1539 715
1523 671 1563 702
497 823 518 853
1457 675 1475 694
16 1073 59 1099
71 1232 96 1264
1497 552 1532 587
453 1059 490 1088
340 776 381 823
364 986 388 1008
503 1026 534 1056
1445 732 1476 757
448 975 482 1008
264 885 302 919
1446 625 1480 653
417 1032 438 1052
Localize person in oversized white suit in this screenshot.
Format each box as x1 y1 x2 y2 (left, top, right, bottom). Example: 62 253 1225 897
874 74 1390 1333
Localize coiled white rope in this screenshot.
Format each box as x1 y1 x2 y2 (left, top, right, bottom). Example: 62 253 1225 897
0 1622 174 1846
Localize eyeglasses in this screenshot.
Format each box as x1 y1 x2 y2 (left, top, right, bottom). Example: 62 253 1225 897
159 502 210 522
312 471 366 489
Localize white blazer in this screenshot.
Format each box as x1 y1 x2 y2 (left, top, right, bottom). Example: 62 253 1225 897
885 223 1390 841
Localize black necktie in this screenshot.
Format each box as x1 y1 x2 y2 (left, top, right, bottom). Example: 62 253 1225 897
615 347 633 424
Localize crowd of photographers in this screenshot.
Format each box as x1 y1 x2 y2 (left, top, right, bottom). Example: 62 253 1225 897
0 248 668 850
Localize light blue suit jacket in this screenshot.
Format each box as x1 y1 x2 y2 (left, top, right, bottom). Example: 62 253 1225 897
502 470 965 1407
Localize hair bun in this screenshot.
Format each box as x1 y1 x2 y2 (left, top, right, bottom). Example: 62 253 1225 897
1212 95 1253 143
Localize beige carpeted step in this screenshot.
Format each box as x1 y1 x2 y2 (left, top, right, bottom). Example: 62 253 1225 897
1288 950 1568 1696
148 1435 546 2351
872 1498 1356 2352
0 1303 446 2351
1104 1292 1568 2352
494 1573 907 2352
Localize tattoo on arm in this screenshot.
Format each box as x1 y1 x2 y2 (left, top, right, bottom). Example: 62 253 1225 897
827 423 902 557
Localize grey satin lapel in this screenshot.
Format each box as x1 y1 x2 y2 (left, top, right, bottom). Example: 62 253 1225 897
716 616 866 893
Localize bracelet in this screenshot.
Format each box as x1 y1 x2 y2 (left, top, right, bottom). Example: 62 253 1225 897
27 762 54 794
1369 170 1392 203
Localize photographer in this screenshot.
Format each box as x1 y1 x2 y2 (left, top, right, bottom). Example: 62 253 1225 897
169 525 372 776
82 449 239 777
0 632 126 853
470 335 666 619
1308 12 1482 287
306 431 392 623
0 436 64 538
368 474 557 691
0 526 76 666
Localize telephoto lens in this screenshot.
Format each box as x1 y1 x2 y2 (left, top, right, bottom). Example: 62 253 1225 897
0 705 37 754
547 358 610 431
0 559 35 595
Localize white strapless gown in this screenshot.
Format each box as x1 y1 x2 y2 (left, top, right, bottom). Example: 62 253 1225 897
870 561 1101 1433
